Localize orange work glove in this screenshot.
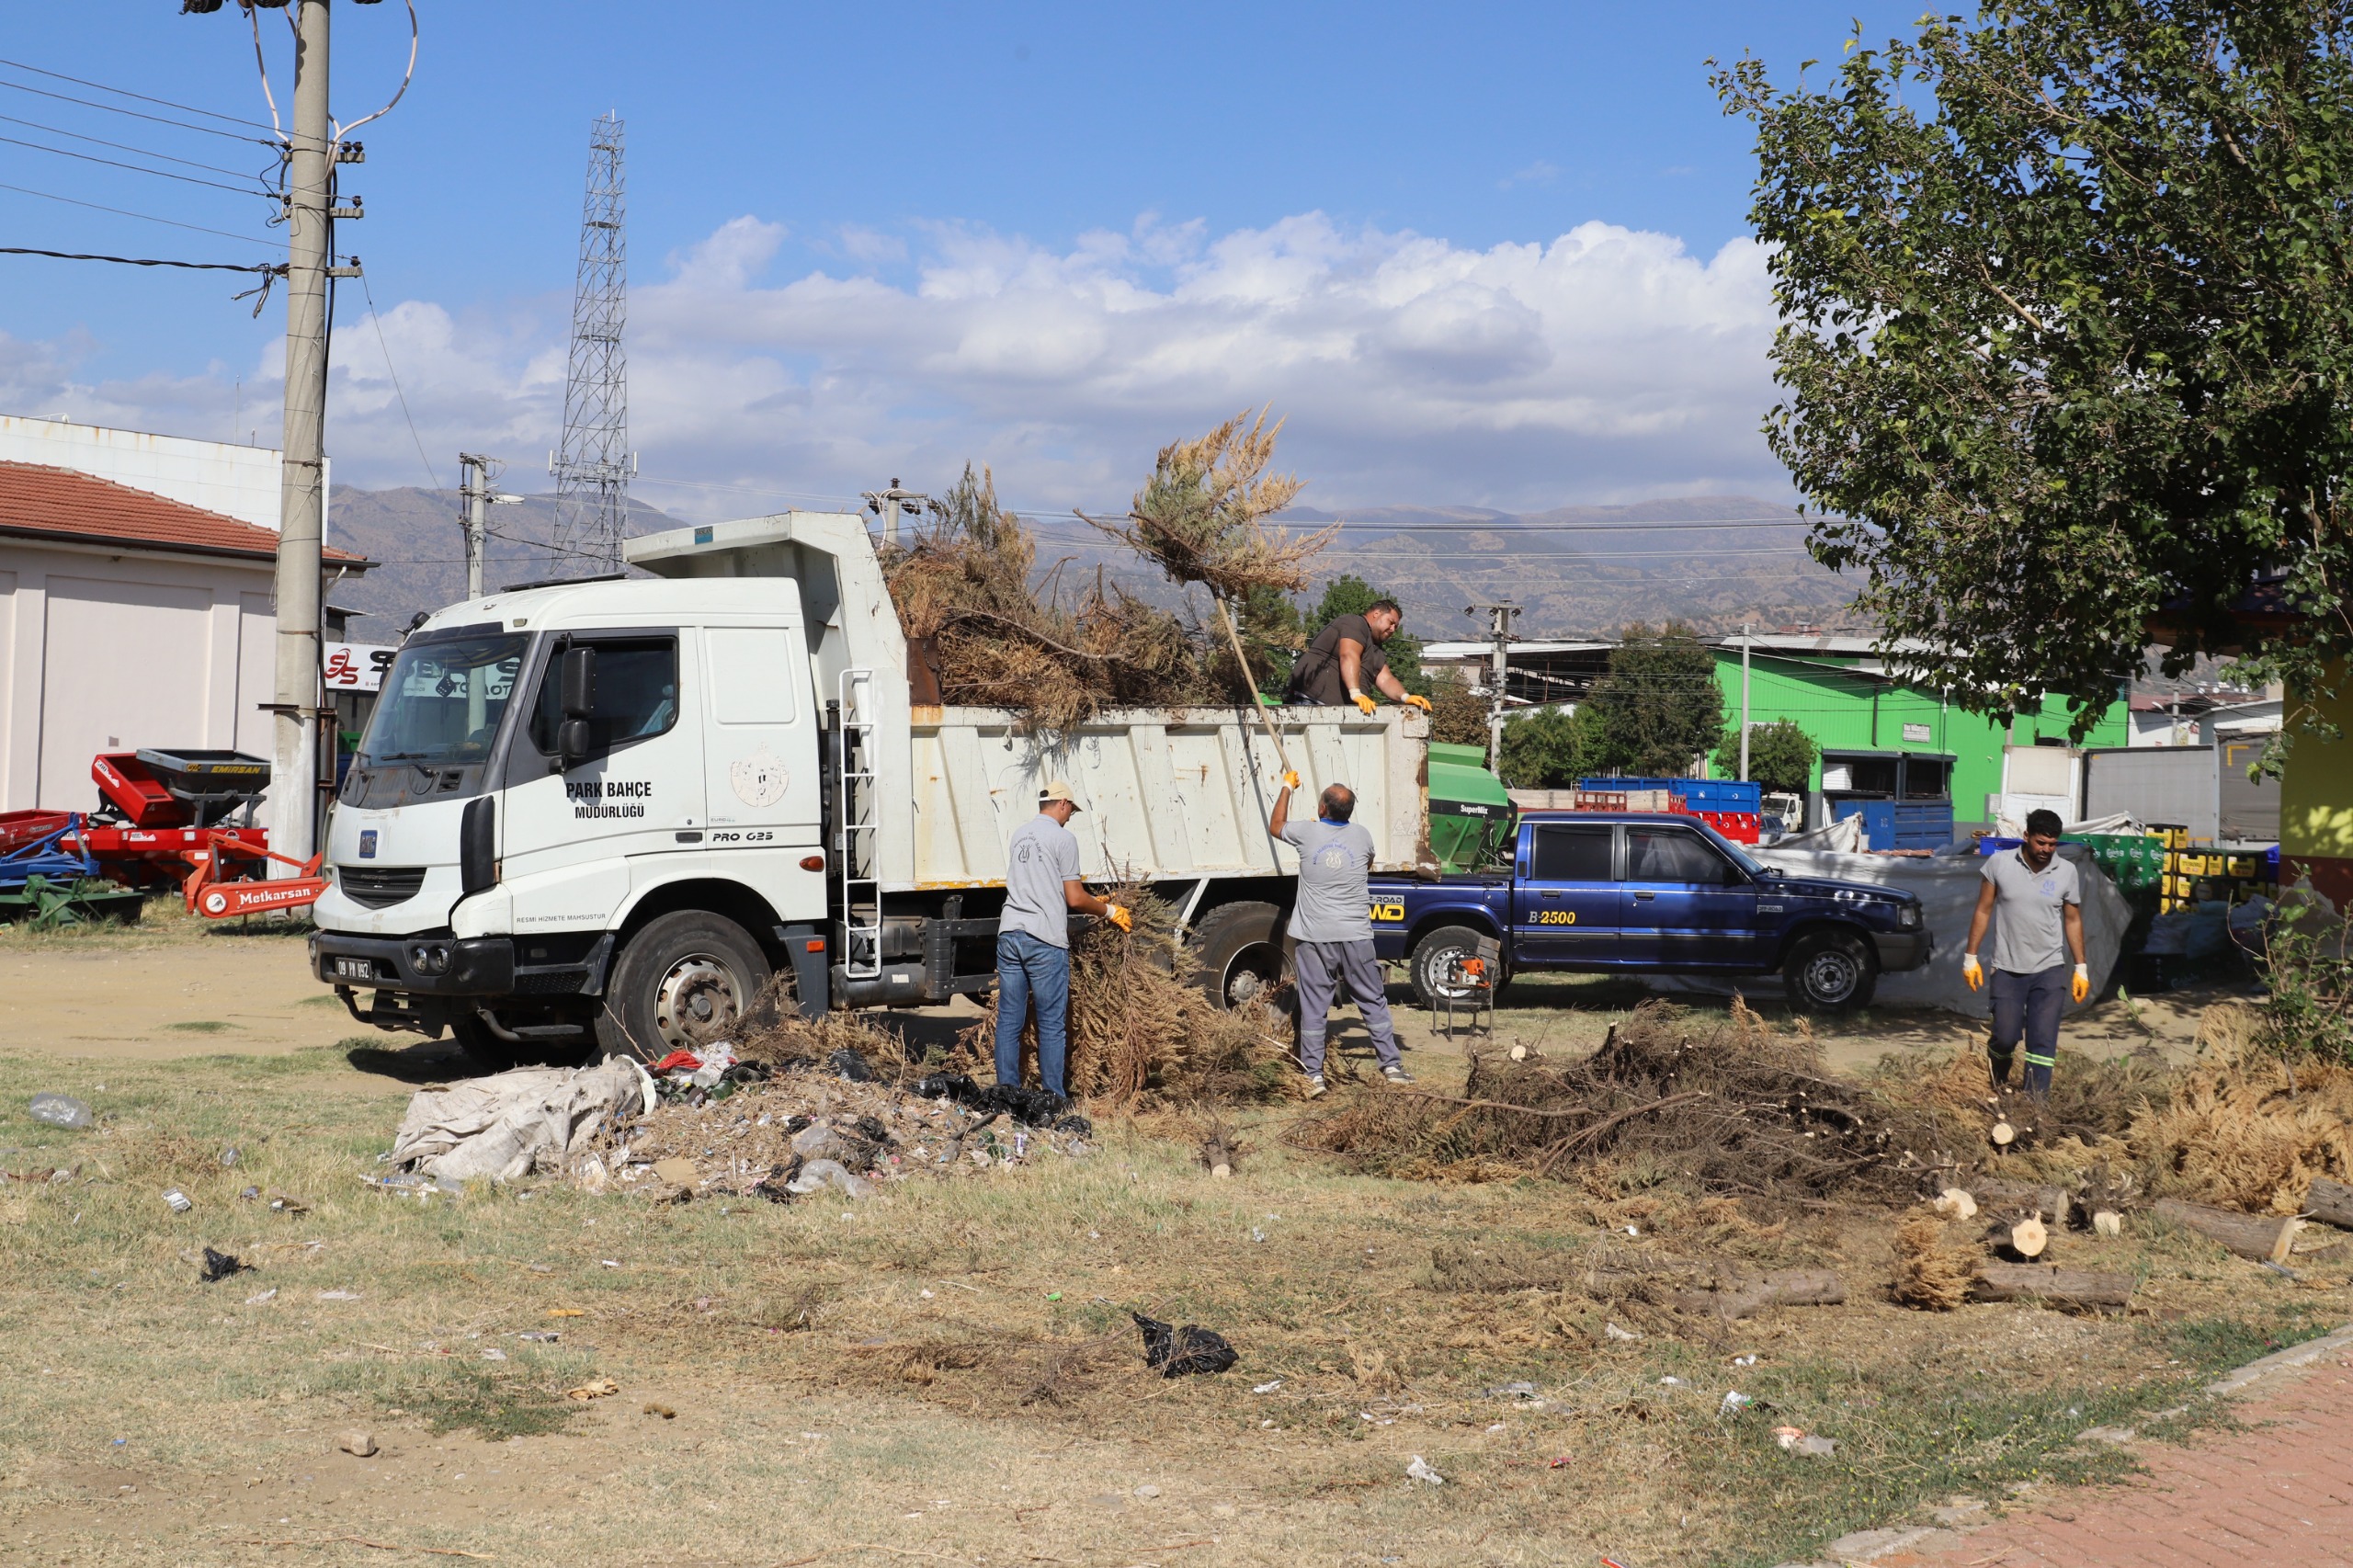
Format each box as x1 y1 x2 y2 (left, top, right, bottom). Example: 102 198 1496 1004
1350 691 1377 716
1280 769 1300 790
1402 693 1433 712
2071 963 2090 1004
1105 903 1133 933
1961 953 1984 992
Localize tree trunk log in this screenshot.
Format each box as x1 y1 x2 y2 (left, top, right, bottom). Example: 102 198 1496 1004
1669 1269 1846 1319
1973 1178 2072 1227
2155 1198 2302 1263
1973 1262 2134 1310
2304 1177 2353 1232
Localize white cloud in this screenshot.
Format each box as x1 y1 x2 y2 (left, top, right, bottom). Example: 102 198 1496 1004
8 210 1788 517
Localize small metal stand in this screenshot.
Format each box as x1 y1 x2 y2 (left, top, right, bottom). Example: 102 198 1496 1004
1429 936 1500 1044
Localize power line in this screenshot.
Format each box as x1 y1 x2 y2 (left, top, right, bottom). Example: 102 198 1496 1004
0 74 270 145
0 178 276 246
0 52 276 132
358 269 443 493
0 244 281 275
0 129 274 196
0 109 277 181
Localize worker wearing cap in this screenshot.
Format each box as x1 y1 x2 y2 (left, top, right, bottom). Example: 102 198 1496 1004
1268 772 1410 1097
1283 598 1435 720
995 779 1131 1104
1962 808 2089 1098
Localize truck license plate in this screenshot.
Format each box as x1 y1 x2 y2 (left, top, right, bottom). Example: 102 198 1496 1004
334 957 375 981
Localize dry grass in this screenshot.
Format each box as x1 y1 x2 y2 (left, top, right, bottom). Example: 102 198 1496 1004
1890 1210 1979 1311
949 886 1293 1110
2129 1002 2353 1213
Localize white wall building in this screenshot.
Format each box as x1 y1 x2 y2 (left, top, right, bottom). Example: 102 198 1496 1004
0 451 365 823
0 415 296 536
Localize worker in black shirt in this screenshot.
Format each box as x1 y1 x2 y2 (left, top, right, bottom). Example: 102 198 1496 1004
1284 598 1432 717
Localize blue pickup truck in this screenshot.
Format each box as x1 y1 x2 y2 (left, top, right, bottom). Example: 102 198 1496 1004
1369 811 1931 1012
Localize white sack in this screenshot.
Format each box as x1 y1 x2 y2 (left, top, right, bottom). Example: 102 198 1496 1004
1660 843 2133 1017
389 1057 647 1185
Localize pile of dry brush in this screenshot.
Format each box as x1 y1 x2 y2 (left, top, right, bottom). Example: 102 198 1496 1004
1295 998 1949 1202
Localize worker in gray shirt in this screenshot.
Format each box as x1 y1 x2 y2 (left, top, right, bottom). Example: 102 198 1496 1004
1268 771 1408 1097
996 779 1130 1103
1962 808 2088 1098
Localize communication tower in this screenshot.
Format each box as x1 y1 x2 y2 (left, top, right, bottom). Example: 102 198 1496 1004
549 112 632 568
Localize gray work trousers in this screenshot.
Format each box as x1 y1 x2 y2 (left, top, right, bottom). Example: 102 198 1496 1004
1292 937 1400 1075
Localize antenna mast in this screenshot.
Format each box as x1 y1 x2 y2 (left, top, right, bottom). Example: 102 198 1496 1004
550 111 631 570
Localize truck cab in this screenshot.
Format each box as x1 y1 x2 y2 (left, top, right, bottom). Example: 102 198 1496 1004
1369 811 1930 1012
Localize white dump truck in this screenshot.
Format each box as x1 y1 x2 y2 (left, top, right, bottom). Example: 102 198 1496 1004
309 509 1431 1061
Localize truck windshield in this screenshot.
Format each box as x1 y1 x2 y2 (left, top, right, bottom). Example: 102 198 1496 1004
358 632 529 766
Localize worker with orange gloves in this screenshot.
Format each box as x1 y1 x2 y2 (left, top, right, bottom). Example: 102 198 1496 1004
996 779 1131 1106
1281 597 1434 719
1961 808 2088 1099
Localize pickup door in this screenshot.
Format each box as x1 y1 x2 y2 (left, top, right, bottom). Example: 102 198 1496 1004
1513 821 1620 966
1619 822 1759 969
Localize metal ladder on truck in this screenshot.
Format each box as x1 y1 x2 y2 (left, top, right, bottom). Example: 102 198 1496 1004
834 668 882 982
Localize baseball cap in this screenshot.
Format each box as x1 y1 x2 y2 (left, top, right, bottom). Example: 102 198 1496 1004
1039 778 1082 810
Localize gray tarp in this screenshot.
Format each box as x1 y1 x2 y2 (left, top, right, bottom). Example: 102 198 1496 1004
1661 843 2133 1017
389 1057 649 1184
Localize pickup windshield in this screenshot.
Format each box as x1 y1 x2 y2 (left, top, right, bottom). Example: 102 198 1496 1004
358 632 529 766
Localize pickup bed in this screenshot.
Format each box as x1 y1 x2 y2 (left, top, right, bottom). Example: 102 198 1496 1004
1369 812 1930 1012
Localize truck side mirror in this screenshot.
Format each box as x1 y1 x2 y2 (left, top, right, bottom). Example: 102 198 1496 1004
560 646 597 720
558 718 593 767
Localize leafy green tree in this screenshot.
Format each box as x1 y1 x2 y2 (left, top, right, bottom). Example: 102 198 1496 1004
1715 718 1818 796
1309 574 1427 695
1234 583 1307 699
1714 6 2353 746
1497 705 1588 790
1582 622 1725 777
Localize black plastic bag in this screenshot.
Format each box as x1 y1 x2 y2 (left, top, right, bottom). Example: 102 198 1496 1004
199 1246 250 1282
1131 1311 1237 1378
829 1048 875 1083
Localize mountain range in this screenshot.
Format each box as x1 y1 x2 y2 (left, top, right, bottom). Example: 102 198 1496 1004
324 485 1861 646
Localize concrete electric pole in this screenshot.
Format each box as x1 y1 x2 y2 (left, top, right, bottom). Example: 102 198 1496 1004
1466 602 1520 773
859 478 932 550
456 455 523 600
1739 621 1754 782
270 0 335 870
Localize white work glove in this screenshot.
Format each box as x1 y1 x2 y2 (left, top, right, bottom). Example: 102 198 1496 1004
2071 963 2090 1004
1349 690 1377 716
1961 953 1984 992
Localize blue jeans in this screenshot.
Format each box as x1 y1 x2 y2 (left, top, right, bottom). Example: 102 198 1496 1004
994 930 1071 1099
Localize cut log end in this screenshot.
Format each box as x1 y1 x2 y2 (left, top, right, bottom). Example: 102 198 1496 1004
1990 1120 2016 1147
1934 1187 1980 1221
2011 1215 2050 1259
2093 1210 2123 1238
2156 1198 2302 1264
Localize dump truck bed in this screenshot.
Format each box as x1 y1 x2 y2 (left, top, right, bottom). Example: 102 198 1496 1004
898 704 1427 889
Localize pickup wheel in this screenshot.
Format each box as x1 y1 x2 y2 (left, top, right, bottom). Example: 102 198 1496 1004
1410 924 1503 1009
1782 929 1878 1014
596 911 773 1062
1188 901 1288 1010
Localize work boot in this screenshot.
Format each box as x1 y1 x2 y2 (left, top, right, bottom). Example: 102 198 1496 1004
1988 1050 2016 1091
1382 1065 1415 1085
1302 1074 1326 1100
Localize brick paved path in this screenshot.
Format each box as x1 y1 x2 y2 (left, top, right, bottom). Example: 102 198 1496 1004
1882 1342 2353 1567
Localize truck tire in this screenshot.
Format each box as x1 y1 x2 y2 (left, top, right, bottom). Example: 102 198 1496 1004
1188 901 1288 1010
596 911 773 1062
1782 929 1878 1014
1409 924 1503 1009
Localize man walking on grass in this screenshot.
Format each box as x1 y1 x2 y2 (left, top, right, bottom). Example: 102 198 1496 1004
1962 807 2089 1099
1268 772 1409 1098
996 780 1130 1104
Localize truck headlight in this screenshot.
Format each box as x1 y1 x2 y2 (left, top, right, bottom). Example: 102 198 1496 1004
1898 903 1921 929
407 942 453 976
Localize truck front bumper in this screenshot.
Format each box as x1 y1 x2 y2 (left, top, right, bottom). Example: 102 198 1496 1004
312 930 517 995
1872 927 1933 972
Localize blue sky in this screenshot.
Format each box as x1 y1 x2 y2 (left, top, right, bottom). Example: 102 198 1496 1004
0 2 1927 517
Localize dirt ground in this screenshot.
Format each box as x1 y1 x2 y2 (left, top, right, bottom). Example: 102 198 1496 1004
0 909 2330 1568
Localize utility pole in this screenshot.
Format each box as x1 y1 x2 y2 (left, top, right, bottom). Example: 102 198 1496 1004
1466 602 1520 773
458 452 524 600
272 0 334 872
859 477 931 549
1738 621 1754 781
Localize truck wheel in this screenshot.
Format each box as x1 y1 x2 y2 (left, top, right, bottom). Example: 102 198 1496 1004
1410 924 1502 1008
596 911 773 1062
1782 929 1878 1014
1188 901 1287 1010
